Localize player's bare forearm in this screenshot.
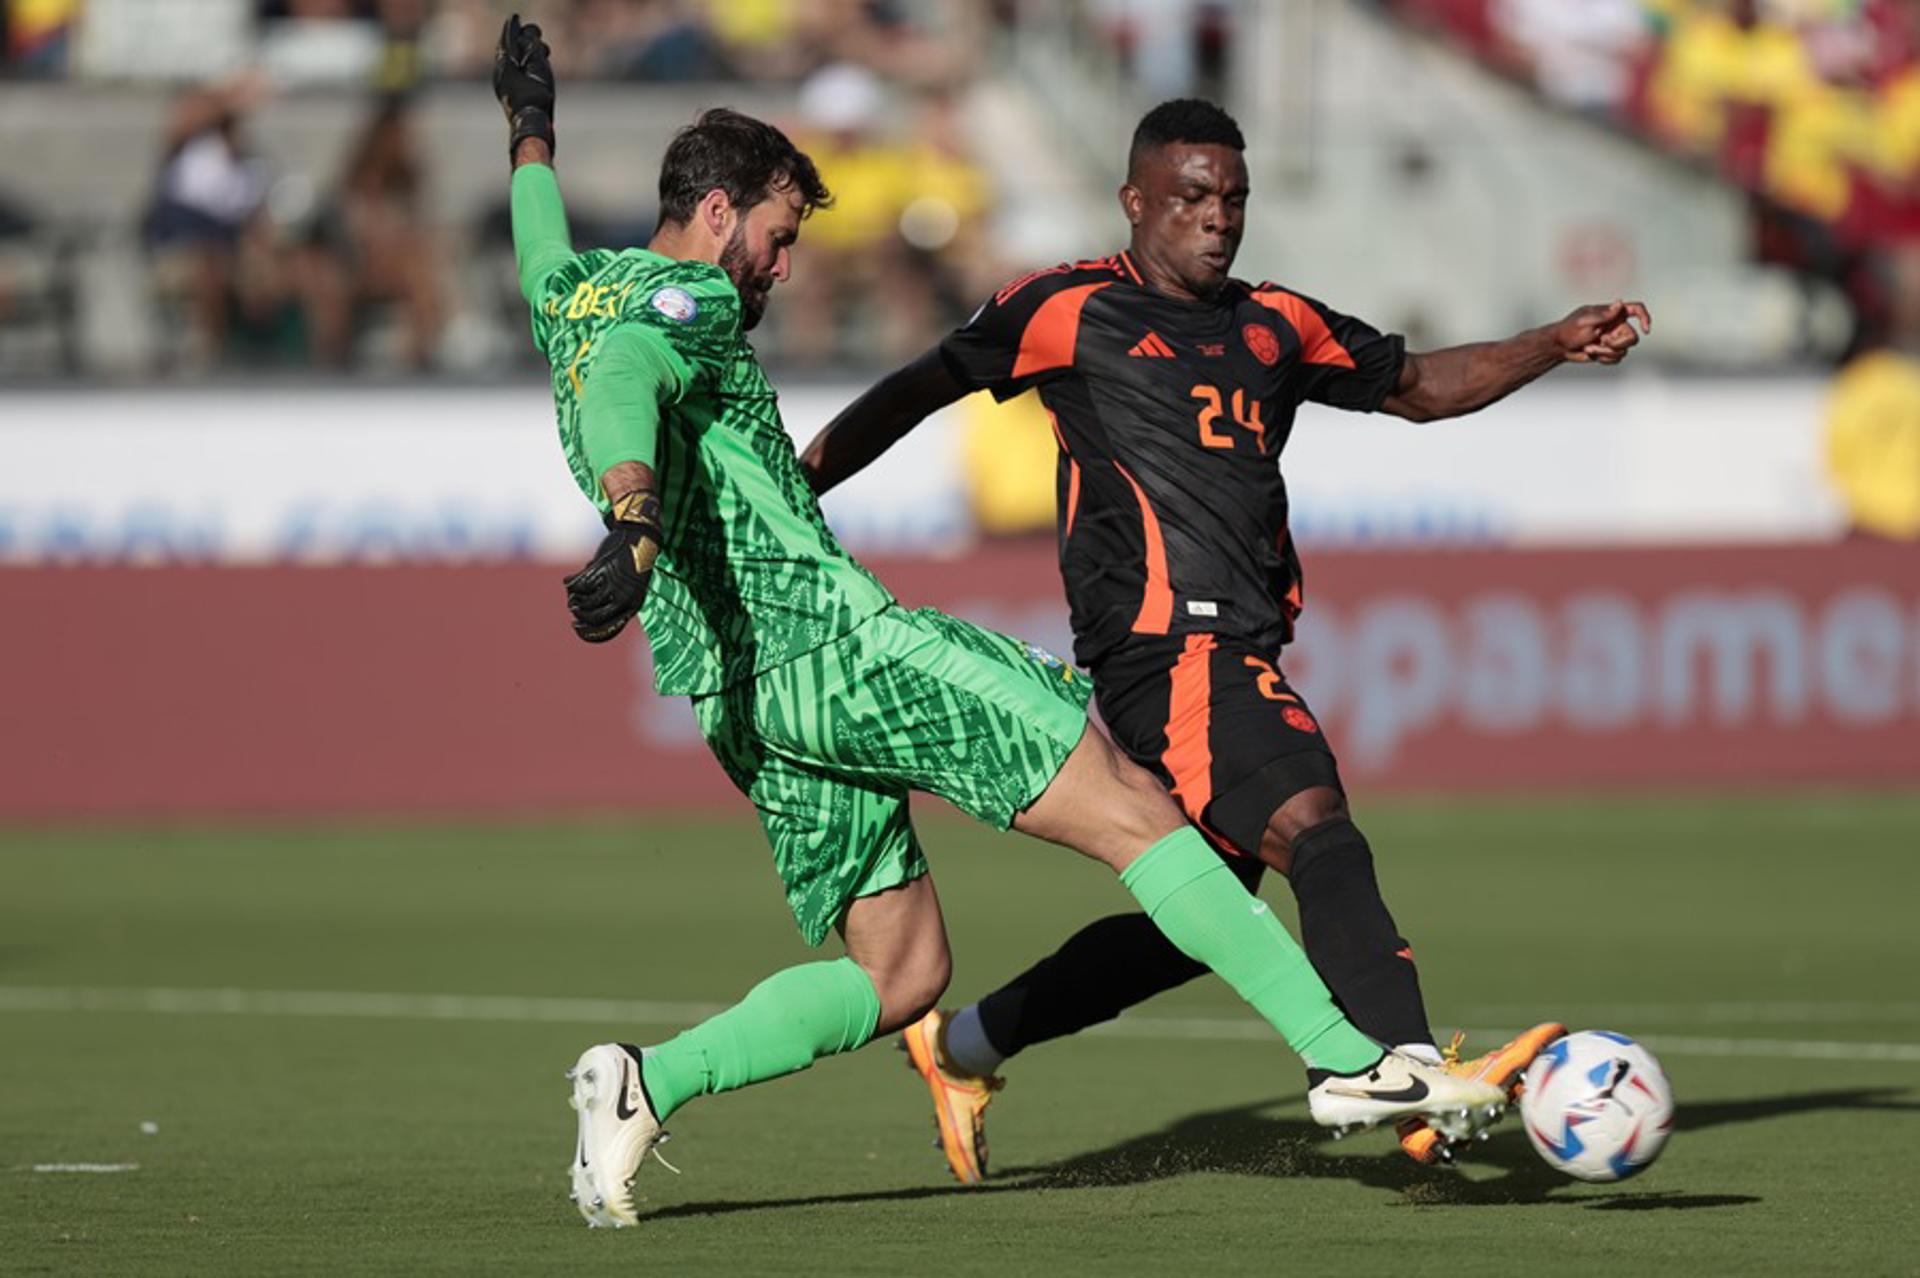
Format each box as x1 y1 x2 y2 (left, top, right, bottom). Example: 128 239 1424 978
512 137 553 170
1384 327 1562 423
600 461 657 505
1383 300 1651 423
801 348 966 495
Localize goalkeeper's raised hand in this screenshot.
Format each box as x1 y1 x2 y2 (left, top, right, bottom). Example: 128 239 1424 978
494 13 555 161
563 490 663 643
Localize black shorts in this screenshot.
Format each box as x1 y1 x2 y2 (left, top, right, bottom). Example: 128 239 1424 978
1093 633 1343 859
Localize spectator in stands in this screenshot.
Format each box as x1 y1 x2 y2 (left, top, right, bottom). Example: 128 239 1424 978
5 0 77 76
778 64 999 366
1825 342 1920 538
1490 0 1648 114
781 62 916 365
1646 1 1817 158
141 74 282 369
297 95 445 369
898 88 999 319
0 187 32 330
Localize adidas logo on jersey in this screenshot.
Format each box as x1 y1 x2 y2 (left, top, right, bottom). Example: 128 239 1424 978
1128 332 1175 358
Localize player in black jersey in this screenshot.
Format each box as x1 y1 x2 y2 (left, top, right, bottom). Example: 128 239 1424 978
802 99 1649 1175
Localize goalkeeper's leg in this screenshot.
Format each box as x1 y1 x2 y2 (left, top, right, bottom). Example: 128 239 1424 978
572 874 948 1227
637 873 949 1119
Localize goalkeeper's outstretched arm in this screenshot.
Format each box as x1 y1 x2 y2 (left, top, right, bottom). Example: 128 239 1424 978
496 13 571 303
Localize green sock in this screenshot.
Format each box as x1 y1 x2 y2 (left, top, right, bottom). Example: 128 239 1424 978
638 957 881 1121
1120 828 1382 1074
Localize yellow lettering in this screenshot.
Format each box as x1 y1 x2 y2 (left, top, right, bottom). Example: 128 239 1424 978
565 282 595 320
567 338 591 397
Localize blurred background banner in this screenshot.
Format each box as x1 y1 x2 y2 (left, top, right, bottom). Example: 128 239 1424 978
3 540 1915 819
3 0 1917 818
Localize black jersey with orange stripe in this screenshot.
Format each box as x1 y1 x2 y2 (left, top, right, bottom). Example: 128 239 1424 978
939 252 1406 669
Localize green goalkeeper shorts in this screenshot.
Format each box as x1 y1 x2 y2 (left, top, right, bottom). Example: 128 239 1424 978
692 604 1092 946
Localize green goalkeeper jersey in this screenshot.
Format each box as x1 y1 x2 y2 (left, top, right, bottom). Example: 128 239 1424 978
511 165 891 696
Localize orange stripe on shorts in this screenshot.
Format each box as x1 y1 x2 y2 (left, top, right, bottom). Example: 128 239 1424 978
1163 634 1216 824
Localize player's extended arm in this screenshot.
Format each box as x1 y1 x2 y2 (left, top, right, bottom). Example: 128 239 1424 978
1381 300 1652 423
496 14 571 303
562 325 692 642
511 160 574 304
800 348 969 495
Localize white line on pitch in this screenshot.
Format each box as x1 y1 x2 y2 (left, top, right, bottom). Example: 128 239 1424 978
1460 1001 1920 1026
3 986 1918 1065
0 985 729 1025
1087 1015 1920 1061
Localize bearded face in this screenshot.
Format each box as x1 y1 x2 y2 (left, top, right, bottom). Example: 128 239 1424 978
718 222 775 331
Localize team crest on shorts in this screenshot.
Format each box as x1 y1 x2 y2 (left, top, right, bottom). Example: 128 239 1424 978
649 286 699 323
1243 323 1280 366
1283 705 1319 734
1023 642 1071 677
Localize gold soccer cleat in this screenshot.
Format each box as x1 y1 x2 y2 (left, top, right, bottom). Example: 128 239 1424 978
899 1008 1003 1185
1397 1022 1569 1164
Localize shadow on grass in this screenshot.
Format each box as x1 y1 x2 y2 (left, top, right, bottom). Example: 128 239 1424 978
644 1086 1915 1221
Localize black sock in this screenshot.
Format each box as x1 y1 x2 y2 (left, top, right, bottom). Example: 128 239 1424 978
972 857 1265 1058
1287 817 1434 1053
972 913 1207 1056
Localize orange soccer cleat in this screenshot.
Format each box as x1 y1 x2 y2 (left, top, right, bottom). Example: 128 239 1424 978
899 1008 1003 1185
1397 1022 1568 1165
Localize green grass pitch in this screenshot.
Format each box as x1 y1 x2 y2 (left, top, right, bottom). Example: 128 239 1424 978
3 794 1918 1275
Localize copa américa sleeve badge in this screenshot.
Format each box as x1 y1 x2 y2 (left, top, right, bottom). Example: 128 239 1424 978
649 286 700 323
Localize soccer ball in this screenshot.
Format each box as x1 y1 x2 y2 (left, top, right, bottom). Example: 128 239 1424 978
1518 1031 1674 1182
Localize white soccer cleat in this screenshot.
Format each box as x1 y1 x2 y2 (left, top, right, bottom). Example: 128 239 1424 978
1308 1049 1508 1143
566 1042 672 1228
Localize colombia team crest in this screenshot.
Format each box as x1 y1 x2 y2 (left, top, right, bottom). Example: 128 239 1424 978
1243 323 1280 366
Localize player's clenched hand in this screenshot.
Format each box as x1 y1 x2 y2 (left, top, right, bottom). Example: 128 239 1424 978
563 491 663 643
1555 300 1651 365
494 13 556 160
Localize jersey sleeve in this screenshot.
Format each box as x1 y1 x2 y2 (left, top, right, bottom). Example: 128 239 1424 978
623 267 743 388
1255 286 1407 412
940 268 1105 402
511 164 575 306
577 324 695 492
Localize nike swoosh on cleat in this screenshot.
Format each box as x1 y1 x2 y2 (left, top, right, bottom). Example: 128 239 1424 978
1330 1077 1429 1104
615 1059 639 1121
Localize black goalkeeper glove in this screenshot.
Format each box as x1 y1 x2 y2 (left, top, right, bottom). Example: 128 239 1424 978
494 13 556 161
564 491 663 643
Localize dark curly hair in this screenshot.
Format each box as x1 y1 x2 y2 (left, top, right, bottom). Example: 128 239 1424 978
656 107 833 227
1128 98 1246 178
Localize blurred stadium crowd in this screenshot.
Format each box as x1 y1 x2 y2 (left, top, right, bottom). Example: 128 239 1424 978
1394 0 1920 355
0 2 1916 415
0 1 1257 377
1388 0 1920 538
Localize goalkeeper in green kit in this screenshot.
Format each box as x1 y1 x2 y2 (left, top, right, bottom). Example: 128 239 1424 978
493 17 1503 1229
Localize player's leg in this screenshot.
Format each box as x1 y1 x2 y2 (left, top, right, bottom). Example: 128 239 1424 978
934 851 1261 1081
566 676 936 1227
1004 723 1506 1139
787 607 1504 1157
1006 723 1379 1069
1230 694 1561 1162
861 608 1494 1090
939 637 1275 1077
1255 782 1435 1059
